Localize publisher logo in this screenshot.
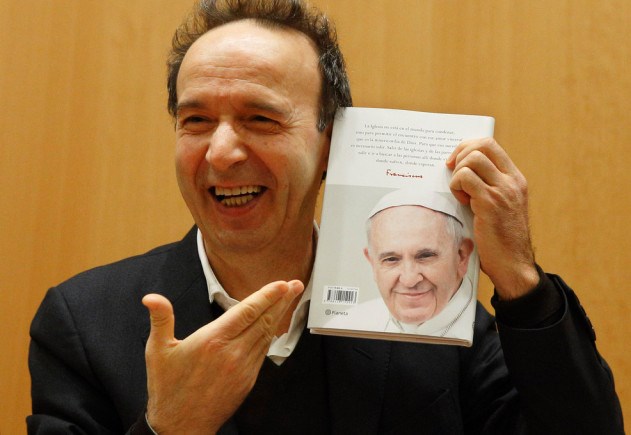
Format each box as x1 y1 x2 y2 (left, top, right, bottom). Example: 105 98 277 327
324 309 348 316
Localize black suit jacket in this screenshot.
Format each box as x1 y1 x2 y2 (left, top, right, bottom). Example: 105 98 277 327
28 228 624 434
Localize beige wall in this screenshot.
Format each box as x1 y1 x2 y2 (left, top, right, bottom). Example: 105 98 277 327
1 0 629 432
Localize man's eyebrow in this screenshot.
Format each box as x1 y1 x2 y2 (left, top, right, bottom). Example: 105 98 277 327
175 99 288 117
176 99 205 116
378 251 400 260
243 100 288 117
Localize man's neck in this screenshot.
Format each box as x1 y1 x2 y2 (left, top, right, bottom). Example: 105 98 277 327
203 224 316 303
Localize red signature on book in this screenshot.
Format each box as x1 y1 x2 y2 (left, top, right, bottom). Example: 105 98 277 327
386 169 423 179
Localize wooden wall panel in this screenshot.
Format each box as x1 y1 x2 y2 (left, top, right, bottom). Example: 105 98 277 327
0 1 196 432
1 0 628 432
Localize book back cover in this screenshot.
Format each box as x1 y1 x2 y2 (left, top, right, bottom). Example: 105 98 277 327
308 107 495 346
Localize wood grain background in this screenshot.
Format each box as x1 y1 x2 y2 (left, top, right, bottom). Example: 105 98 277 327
1 1 628 432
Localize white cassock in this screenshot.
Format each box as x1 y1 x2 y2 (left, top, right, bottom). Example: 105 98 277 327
321 276 474 342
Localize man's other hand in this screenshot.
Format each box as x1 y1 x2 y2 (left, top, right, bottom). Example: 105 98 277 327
142 280 304 434
447 138 539 300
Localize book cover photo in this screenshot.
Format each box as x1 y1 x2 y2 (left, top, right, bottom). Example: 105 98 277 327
308 107 495 346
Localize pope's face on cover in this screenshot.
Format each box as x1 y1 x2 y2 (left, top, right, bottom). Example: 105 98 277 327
364 205 473 325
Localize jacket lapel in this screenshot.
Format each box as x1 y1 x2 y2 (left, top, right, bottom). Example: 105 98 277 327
324 335 391 434
141 226 214 343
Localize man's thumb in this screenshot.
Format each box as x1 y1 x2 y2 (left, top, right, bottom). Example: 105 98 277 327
142 293 175 346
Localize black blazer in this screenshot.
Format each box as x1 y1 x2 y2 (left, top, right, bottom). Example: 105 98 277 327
28 228 623 434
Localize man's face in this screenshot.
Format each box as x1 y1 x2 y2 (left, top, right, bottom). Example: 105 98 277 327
364 205 472 325
175 20 330 254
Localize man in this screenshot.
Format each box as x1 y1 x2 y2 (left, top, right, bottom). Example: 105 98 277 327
363 188 475 336
28 0 623 434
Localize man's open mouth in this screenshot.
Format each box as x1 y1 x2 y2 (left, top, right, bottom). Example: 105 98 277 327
212 185 264 207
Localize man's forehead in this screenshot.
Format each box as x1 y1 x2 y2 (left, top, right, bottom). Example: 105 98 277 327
185 19 317 69
177 19 320 102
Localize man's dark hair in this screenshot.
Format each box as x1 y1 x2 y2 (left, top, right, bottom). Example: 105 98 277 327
167 0 352 131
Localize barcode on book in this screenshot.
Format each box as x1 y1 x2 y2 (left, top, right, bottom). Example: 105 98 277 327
323 285 358 305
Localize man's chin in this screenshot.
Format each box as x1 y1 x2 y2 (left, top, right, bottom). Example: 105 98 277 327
200 220 275 254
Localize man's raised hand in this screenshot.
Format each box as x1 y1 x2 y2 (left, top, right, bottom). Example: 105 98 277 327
142 280 304 434
447 138 539 300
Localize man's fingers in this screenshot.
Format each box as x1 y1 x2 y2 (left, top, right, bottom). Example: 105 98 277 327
197 280 304 364
450 166 486 206
246 280 305 353
447 137 516 175
143 293 176 347
452 149 504 188
446 141 467 168
213 280 304 341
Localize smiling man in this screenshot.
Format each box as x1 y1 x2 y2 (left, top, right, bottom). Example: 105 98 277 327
28 0 623 434
364 189 474 334
173 19 330 303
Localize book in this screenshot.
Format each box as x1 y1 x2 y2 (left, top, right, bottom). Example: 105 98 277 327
308 107 495 346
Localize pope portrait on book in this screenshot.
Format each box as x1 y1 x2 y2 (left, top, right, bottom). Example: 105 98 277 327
313 186 479 344
363 188 475 336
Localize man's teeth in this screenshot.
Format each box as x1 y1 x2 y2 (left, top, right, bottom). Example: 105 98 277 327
222 195 254 207
215 185 261 196
214 185 262 207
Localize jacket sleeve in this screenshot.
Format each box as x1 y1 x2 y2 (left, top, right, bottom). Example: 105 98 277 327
494 273 624 434
27 287 126 434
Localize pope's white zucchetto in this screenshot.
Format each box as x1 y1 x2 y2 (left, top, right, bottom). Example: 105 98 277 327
367 187 464 225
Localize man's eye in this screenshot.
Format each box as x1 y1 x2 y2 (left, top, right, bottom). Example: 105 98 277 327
382 257 399 264
247 115 280 132
185 116 207 124
417 252 437 260
178 116 211 132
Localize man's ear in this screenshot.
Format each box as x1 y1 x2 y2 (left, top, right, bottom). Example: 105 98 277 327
457 238 474 278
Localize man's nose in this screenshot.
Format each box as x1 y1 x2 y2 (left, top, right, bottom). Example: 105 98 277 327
398 260 422 288
205 121 247 171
